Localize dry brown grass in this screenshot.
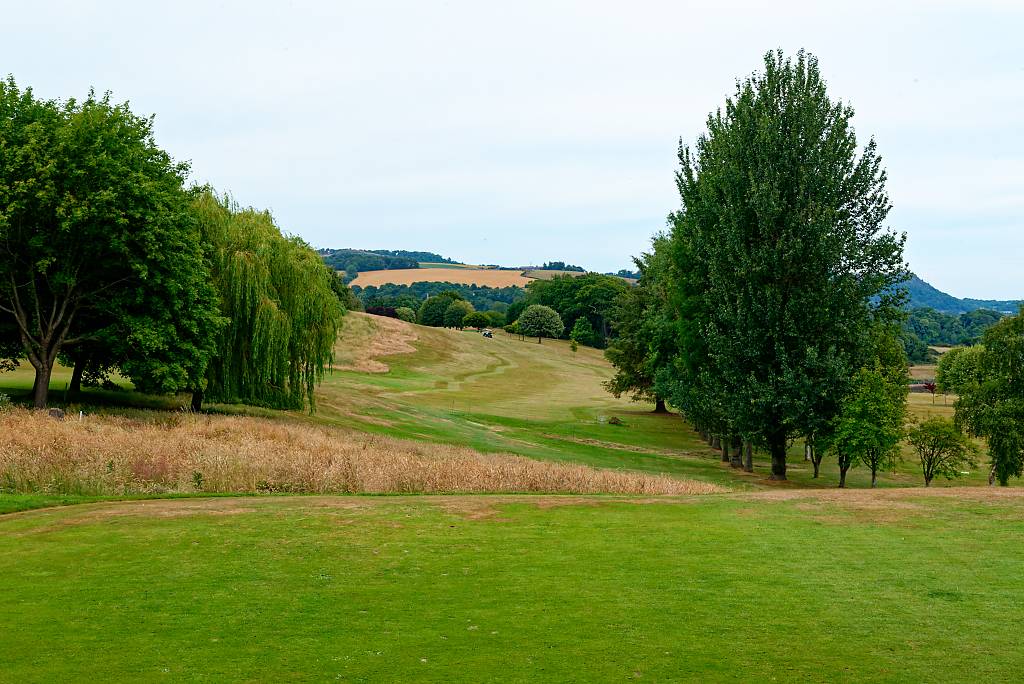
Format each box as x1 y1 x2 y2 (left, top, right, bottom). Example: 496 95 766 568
332 313 417 373
0 409 722 497
350 268 533 288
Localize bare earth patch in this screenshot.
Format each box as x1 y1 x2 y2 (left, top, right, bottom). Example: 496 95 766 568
333 313 418 373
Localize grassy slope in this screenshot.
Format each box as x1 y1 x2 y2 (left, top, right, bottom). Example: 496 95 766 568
0 314 999 491
314 315 996 490
2 492 1023 682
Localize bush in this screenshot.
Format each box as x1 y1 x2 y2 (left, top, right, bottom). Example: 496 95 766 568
394 307 417 323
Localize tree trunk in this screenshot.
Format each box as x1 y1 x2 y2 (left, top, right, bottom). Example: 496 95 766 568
69 357 86 394
721 439 730 463
730 436 742 468
812 457 821 479
768 433 787 480
988 464 996 486
870 466 878 488
191 388 204 413
653 398 668 414
711 435 721 451
743 441 753 472
32 363 52 409
804 443 811 461
838 466 848 488
924 475 931 487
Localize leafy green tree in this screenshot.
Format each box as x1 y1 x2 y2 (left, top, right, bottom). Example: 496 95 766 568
518 305 564 343
936 345 984 395
955 310 1024 485
394 307 417 323
524 273 627 347
605 240 676 413
0 78 221 407
484 310 506 328
570 317 596 347
670 50 907 479
463 311 490 329
418 291 462 327
826 333 908 487
906 417 979 487
444 300 475 329
190 190 342 413
329 271 362 312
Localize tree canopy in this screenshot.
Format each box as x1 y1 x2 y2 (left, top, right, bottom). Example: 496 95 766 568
190 190 342 412
665 50 907 479
954 310 1024 485
518 305 564 343
0 78 221 407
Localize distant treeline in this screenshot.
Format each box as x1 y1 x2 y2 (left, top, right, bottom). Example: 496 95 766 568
535 261 585 272
354 282 525 313
901 307 1004 362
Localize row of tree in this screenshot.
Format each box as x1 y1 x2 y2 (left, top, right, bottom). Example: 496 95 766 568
604 51 910 483
605 51 1023 486
0 77 345 411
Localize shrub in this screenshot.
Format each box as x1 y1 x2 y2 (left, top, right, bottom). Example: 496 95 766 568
394 307 417 323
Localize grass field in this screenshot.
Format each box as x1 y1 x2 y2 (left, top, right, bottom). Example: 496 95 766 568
2 314 1021 681
350 268 533 288
3 490 1023 681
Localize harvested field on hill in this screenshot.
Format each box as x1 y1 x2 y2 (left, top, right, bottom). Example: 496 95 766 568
350 268 532 287
0 409 721 496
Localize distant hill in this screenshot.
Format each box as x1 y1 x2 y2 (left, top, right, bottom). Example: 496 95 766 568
905 275 1020 315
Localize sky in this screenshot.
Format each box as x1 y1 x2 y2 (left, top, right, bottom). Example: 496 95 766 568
4 0 1023 298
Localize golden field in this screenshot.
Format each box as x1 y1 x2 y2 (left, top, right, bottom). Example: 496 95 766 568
350 268 533 288
0 409 722 496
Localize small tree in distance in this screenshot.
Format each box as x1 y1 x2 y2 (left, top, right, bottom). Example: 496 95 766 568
906 417 978 487
463 311 490 330
518 305 564 343
444 300 474 329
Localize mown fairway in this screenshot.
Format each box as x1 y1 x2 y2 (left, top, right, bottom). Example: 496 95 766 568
3 491 1023 682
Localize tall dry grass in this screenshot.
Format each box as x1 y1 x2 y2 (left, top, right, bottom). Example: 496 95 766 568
0 409 721 496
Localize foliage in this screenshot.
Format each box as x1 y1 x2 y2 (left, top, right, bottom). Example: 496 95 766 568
366 249 457 264
444 300 475 329
667 50 907 479
517 305 564 343
319 248 419 275
904 274 1020 315
463 311 491 330
355 282 524 313
906 417 979 486
536 261 585 272
826 332 908 487
190 190 342 412
329 272 362 312
417 291 463 327
936 345 985 394
954 309 1024 485
523 273 627 348
483 310 506 328
604 238 676 409
0 77 222 408
905 307 1002 348
394 307 417 323
569 317 596 347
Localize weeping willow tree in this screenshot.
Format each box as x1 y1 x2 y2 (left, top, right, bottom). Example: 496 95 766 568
190 190 343 412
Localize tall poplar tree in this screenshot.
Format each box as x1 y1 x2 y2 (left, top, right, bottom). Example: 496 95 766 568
671 51 907 479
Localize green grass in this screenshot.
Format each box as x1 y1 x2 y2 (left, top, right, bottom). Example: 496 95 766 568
2 492 1022 681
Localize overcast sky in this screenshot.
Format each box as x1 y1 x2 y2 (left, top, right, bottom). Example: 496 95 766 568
5 0 1022 297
